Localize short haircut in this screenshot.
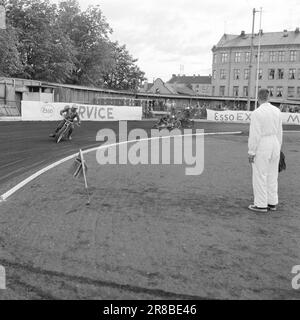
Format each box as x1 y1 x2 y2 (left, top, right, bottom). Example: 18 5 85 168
258 88 269 101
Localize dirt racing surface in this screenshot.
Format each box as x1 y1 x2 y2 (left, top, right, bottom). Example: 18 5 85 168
0 123 299 300
0 121 249 195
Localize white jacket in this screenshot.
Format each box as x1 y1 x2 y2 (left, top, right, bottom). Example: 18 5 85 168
248 102 283 156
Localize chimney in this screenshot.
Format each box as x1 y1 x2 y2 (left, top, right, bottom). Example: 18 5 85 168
240 30 245 36
295 27 300 33
143 80 148 91
283 29 288 37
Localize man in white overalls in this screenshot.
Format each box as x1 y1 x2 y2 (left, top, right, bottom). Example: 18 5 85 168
248 89 283 212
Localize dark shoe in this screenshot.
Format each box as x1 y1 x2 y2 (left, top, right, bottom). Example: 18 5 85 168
248 205 268 213
268 204 277 211
49 134 55 137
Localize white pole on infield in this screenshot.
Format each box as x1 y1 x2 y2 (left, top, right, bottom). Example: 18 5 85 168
79 149 91 205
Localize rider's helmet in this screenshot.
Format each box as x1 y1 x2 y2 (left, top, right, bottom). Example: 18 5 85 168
71 104 78 112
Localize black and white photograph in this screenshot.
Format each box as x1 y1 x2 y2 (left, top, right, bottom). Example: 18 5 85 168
0 0 300 307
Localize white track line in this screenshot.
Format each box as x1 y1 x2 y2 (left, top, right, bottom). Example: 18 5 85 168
0 131 242 203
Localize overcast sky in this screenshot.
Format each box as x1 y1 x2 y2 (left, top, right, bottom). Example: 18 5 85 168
75 0 300 82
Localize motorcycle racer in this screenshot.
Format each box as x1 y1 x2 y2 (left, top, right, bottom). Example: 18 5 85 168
49 104 81 140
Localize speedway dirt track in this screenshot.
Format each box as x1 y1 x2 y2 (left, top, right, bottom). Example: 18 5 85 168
0 121 300 300
1 120 299 194
0 120 252 195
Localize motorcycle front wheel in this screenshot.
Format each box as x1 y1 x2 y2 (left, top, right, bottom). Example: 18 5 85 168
55 125 68 143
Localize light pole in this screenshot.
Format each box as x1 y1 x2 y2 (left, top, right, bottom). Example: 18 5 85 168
0 2 6 30
254 8 263 109
247 8 259 111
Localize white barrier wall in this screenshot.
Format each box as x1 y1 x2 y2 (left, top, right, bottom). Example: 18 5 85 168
207 109 300 125
21 101 143 121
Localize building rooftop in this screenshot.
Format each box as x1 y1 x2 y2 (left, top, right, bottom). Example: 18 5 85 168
42 81 134 95
214 29 300 49
144 78 200 96
167 75 212 85
139 81 154 93
167 83 196 95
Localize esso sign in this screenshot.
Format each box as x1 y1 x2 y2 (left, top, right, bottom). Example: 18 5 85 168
40 105 55 118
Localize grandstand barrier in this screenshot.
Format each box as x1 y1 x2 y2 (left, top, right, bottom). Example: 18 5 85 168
21 101 143 121
207 109 300 125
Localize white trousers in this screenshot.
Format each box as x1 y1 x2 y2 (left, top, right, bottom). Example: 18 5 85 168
252 136 280 207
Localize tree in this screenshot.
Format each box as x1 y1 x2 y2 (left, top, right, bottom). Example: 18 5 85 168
57 0 114 85
103 42 146 91
1 0 146 90
0 24 24 76
5 0 76 81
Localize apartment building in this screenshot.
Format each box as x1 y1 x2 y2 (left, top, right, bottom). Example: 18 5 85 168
211 29 300 100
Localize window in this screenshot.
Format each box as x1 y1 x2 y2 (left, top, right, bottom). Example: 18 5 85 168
245 52 250 63
220 69 226 79
290 50 297 62
278 51 285 62
267 87 274 97
234 52 241 63
254 86 261 96
289 68 296 79
212 70 217 79
268 69 275 80
277 69 284 79
297 87 300 98
244 69 249 80
257 69 263 80
212 86 215 96
269 51 276 62
233 86 239 96
233 69 240 80
276 87 283 97
288 87 295 97
221 53 228 63
298 69 300 80
243 86 248 97
219 86 225 96
255 51 264 61
29 86 40 93
213 53 217 64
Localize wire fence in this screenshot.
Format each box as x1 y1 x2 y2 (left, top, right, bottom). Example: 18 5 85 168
0 99 21 116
